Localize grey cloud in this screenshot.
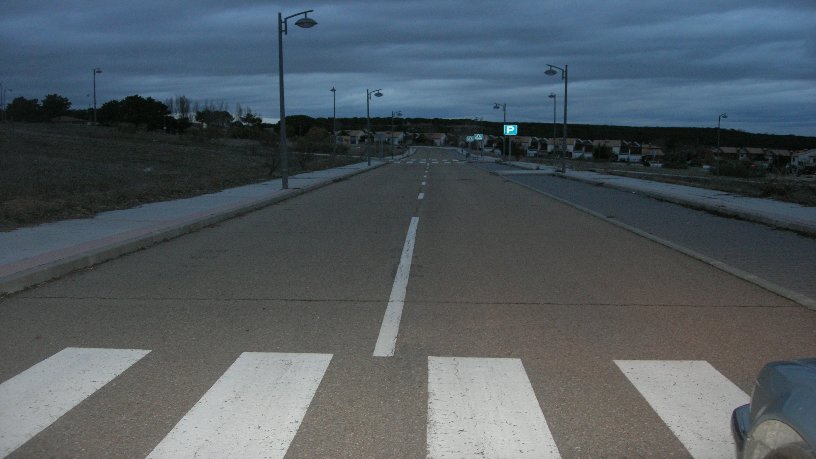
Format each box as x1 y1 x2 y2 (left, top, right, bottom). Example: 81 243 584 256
1 0 814 135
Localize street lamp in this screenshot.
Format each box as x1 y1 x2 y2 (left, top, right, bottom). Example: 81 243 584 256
545 64 568 173
92 68 102 123
391 110 402 158
493 102 506 160
548 93 557 155
277 9 317 190
716 112 728 175
1 84 10 122
366 88 383 166
330 86 336 157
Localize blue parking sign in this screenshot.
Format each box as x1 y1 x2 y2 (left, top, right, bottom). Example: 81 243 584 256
503 124 518 136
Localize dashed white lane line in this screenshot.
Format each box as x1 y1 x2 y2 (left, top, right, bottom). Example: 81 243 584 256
373 216 420 357
0 347 150 457
418 192 425 200
427 357 562 458
615 360 749 459
422 181 426 186
148 352 332 459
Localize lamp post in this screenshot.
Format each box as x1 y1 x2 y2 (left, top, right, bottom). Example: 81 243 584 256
330 86 336 157
391 110 401 158
92 68 102 123
277 9 317 190
2 87 12 122
493 102 506 160
545 64 568 173
716 112 727 175
548 93 557 155
366 88 383 166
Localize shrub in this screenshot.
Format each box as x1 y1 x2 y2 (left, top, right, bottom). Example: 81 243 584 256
714 160 766 178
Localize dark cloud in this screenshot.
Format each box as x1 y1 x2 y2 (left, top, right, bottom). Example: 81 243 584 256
1 0 814 135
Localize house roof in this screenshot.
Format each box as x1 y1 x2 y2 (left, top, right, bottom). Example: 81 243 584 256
743 147 764 155
344 130 366 137
765 149 791 156
593 139 622 147
425 133 447 139
718 147 740 154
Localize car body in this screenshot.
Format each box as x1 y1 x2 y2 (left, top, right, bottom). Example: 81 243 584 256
732 358 816 459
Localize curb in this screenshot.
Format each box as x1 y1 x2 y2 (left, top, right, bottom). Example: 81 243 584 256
502 163 816 237
558 173 816 237
492 170 816 312
0 161 390 296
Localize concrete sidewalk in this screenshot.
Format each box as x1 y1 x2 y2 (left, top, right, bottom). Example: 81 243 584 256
0 157 403 295
502 161 816 236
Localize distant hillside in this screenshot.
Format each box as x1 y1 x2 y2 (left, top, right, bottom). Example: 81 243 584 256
281 115 816 151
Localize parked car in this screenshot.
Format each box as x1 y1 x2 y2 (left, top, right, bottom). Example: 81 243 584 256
731 358 816 458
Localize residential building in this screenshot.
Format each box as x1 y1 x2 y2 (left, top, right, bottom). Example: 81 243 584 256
792 149 816 168
641 144 665 162
338 130 366 145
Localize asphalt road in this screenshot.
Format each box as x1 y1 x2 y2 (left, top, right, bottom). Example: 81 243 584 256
1 147 815 458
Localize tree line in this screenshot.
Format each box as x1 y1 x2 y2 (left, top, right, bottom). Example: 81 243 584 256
4 94 814 151
1 93 266 138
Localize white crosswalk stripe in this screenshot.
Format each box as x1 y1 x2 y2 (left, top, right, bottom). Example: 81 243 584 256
426 357 561 458
148 352 332 459
0 347 150 457
0 350 754 458
615 360 750 459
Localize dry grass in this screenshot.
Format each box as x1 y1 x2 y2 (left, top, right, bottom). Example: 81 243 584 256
0 123 356 231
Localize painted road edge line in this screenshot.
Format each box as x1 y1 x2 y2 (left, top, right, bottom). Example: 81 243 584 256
373 216 420 357
0 347 151 457
615 360 749 459
427 357 562 458
501 175 816 311
147 352 332 459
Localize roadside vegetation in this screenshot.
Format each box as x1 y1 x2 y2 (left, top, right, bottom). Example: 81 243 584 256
0 122 355 231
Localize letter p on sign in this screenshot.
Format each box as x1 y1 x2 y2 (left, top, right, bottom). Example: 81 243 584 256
503 124 518 136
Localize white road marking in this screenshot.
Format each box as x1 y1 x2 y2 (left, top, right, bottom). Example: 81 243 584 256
422 181 426 186
615 360 749 459
148 352 332 459
0 347 150 457
418 192 425 200
427 357 561 458
373 216 420 357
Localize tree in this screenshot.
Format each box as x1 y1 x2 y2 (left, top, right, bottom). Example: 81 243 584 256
97 95 169 130
195 109 233 128
593 144 613 161
6 97 42 122
41 94 72 120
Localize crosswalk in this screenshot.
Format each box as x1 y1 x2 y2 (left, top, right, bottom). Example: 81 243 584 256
0 348 749 458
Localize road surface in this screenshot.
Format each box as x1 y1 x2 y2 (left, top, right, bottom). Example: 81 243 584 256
2 147 814 458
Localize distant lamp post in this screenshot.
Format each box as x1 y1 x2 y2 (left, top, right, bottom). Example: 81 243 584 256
545 64 568 172
366 88 383 166
493 102 507 160
391 110 402 158
548 93 557 153
1 85 11 122
277 9 318 190
92 68 102 123
716 112 728 175
330 86 336 157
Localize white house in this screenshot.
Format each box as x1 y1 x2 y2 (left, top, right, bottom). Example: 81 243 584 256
792 149 816 168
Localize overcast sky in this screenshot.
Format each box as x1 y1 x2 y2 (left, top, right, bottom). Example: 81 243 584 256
2 0 815 136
